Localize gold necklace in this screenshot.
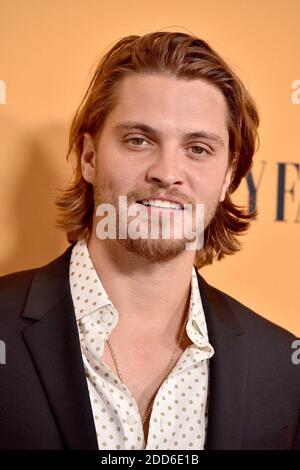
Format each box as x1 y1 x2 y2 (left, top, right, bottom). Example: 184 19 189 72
106 311 189 425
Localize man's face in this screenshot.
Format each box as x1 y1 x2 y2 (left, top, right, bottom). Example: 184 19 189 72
82 73 232 262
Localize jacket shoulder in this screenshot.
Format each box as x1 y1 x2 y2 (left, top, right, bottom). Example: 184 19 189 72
0 245 72 322
210 282 297 341
199 275 300 393
0 268 36 312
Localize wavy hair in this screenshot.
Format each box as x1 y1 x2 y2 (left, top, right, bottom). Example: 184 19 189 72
56 31 259 267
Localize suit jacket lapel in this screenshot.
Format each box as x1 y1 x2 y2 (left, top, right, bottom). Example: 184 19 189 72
21 245 98 450
196 271 249 450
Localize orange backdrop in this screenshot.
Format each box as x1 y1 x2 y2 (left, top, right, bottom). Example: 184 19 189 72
0 0 299 335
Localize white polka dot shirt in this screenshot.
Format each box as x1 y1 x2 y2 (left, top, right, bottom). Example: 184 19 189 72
70 240 214 450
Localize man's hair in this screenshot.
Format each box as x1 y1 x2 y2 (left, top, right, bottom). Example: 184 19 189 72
56 31 259 268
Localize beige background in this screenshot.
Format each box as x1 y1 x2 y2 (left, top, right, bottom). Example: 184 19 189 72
0 0 299 335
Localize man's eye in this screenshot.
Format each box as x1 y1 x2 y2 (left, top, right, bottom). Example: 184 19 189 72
190 145 209 155
126 137 147 146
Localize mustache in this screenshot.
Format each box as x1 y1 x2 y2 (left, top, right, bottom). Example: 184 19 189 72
126 188 195 206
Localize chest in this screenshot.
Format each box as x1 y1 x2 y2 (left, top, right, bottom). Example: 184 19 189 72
102 333 192 413
102 336 192 444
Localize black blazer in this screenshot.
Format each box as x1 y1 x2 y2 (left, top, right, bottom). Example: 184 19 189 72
0 245 299 450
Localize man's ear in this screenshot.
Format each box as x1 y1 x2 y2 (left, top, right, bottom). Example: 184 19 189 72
81 133 96 185
219 165 233 203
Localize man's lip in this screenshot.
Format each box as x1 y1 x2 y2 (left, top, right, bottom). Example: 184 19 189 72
137 196 185 209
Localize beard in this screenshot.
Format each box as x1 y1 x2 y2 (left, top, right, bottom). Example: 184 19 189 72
93 167 221 263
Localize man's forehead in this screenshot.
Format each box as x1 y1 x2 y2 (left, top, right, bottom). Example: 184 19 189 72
107 73 228 142
116 73 226 105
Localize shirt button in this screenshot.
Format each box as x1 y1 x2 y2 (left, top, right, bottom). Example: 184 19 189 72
102 312 110 322
126 415 135 425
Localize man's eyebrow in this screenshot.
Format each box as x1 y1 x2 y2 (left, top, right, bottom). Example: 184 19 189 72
112 121 224 147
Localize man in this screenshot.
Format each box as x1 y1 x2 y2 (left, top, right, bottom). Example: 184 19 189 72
0 31 299 450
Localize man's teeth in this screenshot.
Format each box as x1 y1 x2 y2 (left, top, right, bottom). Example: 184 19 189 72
141 199 182 210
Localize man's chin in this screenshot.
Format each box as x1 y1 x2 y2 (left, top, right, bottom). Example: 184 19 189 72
116 237 188 262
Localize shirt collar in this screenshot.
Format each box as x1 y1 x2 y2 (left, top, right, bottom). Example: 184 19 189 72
187 266 211 348
70 240 212 349
70 239 113 321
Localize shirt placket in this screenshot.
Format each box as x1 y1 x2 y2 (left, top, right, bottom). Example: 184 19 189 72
80 307 145 450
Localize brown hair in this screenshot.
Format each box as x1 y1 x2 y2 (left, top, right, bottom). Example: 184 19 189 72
56 31 259 267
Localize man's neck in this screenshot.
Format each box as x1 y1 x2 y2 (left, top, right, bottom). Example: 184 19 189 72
86 235 196 330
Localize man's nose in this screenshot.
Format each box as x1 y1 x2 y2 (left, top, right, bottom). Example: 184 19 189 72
145 148 184 187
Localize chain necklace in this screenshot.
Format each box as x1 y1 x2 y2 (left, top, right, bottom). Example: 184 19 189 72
106 311 189 425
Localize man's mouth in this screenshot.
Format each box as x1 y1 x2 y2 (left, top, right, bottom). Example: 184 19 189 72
137 198 184 210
